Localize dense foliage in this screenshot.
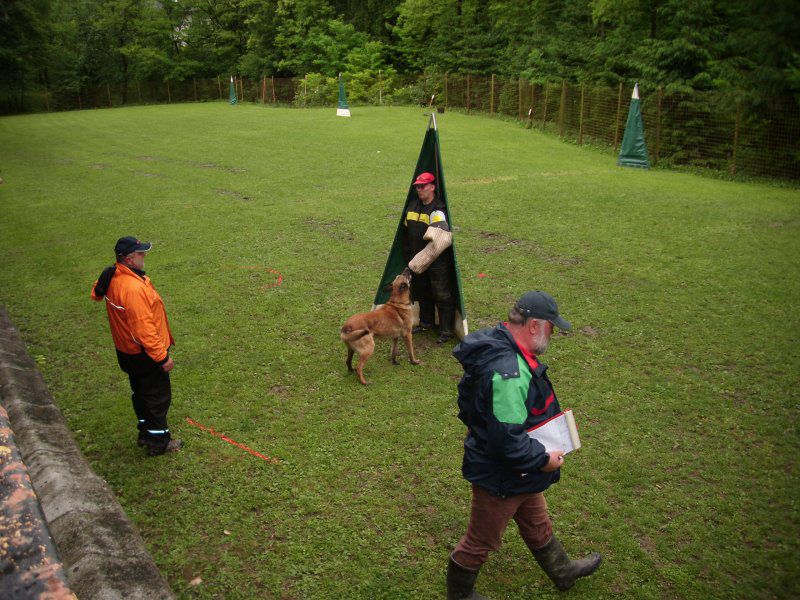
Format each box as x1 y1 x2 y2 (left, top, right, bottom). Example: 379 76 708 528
2 0 798 105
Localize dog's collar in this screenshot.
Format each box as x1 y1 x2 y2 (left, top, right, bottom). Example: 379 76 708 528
387 299 413 307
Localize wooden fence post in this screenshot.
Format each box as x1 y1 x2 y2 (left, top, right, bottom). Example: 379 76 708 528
542 81 549 130
166 80 171 103
613 82 623 152
490 74 495 116
261 76 265 104
271 76 276 103
655 85 663 165
578 83 585 145
530 83 535 121
467 74 471 112
518 78 523 121
217 76 222 100
107 84 112 107
193 78 198 102
732 102 741 177
444 72 448 109
137 81 142 103
558 80 567 137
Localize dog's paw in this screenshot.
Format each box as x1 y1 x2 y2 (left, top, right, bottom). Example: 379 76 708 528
411 359 422 365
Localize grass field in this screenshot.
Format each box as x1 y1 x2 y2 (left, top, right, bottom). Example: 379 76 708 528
0 103 798 599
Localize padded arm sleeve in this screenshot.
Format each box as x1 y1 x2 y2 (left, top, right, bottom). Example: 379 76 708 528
408 226 453 274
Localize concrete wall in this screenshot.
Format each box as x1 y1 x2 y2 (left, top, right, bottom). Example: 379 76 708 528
0 305 174 599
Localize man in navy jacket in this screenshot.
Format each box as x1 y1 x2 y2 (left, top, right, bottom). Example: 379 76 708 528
447 291 602 599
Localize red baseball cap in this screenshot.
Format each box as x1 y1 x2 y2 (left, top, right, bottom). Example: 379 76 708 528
413 172 435 186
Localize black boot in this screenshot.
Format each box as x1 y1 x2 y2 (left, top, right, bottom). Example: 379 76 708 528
447 556 489 600
532 536 602 591
436 305 456 344
414 299 435 334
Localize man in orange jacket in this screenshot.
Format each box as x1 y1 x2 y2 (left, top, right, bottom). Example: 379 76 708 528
92 236 183 456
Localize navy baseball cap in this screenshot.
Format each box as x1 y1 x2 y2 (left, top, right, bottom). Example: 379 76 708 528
514 291 571 330
114 236 152 257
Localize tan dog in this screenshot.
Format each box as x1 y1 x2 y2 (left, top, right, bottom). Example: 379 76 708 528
341 273 421 385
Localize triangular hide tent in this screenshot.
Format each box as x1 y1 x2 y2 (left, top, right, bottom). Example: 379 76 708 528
229 76 237 105
618 83 650 168
337 73 350 117
373 114 468 339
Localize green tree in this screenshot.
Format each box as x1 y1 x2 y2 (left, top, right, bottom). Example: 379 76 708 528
0 0 51 108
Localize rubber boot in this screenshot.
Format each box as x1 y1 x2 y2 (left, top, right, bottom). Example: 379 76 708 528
436 304 456 343
414 299 436 334
531 536 602 591
447 556 489 600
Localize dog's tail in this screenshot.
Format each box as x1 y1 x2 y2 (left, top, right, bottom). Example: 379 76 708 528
340 326 370 343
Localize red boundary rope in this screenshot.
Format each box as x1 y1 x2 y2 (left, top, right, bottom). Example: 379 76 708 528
185 417 282 464
240 265 283 289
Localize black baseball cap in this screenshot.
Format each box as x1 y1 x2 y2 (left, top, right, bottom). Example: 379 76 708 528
514 291 571 330
114 236 152 257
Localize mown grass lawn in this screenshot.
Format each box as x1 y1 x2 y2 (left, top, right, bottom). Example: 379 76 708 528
0 103 798 599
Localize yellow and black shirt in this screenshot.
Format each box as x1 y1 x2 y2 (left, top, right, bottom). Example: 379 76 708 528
404 197 450 260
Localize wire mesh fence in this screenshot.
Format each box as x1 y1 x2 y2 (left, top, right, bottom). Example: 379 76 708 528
4 74 798 182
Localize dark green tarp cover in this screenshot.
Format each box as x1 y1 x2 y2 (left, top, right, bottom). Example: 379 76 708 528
229 77 237 105
338 74 349 110
618 83 650 168
373 115 468 338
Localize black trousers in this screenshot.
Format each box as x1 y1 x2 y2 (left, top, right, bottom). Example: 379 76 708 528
116 350 172 452
412 258 456 334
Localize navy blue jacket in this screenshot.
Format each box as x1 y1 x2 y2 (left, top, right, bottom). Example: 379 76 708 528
453 324 562 497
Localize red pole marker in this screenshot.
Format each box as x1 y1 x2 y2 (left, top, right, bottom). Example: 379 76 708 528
240 265 284 289
185 417 282 464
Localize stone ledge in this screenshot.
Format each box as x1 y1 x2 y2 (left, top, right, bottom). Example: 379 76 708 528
0 305 174 599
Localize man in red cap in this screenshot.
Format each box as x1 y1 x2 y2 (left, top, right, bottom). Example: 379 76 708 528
91 236 183 456
402 171 457 343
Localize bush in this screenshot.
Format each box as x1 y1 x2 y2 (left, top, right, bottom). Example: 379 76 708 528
293 73 338 107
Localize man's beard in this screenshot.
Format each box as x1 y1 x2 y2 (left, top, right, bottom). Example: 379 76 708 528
532 328 550 355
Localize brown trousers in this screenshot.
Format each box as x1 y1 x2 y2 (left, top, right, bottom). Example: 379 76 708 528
452 484 553 570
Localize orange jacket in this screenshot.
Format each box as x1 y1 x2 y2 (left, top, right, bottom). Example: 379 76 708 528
92 263 174 362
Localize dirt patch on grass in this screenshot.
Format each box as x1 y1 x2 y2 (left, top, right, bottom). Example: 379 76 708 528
471 317 496 329
267 385 289 398
90 163 110 170
638 533 656 555
475 230 582 266
216 189 252 201
460 175 518 185
308 218 352 241
581 325 599 337
195 161 247 174
537 171 588 178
